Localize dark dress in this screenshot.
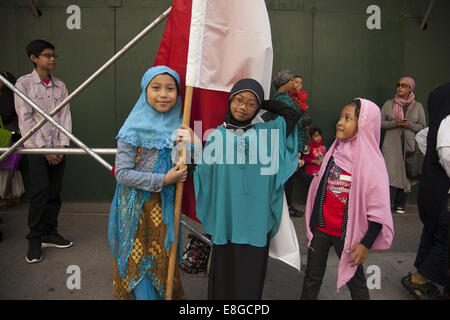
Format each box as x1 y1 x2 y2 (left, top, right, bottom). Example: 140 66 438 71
415 82 450 285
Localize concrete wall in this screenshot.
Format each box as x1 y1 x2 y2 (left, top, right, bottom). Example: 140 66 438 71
1 0 449 203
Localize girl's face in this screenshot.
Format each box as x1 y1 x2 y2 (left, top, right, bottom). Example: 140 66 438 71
230 90 259 122
336 104 358 140
311 131 322 143
293 77 303 92
146 74 178 112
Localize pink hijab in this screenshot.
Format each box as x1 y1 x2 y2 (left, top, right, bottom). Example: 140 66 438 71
393 76 416 120
305 98 394 291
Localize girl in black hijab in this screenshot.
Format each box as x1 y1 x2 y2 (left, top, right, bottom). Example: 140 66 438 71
223 78 299 135
193 78 301 300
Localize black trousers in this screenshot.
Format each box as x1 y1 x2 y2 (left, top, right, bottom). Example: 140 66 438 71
301 228 370 300
284 173 296 206
26 155 65 241
284 169 314 206
414 200 449 286
391 187 408 209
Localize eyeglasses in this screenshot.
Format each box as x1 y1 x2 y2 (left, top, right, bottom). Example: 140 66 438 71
397 82 410 88
39 53 58 59
231 96 259 110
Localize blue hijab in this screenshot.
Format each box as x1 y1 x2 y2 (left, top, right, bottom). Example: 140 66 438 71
109 66 183 280
117 65 182 149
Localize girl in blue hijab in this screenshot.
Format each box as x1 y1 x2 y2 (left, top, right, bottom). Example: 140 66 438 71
109 66 187 300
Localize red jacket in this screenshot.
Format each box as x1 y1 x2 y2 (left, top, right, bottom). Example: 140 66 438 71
289 89 308 111
304 140 326 175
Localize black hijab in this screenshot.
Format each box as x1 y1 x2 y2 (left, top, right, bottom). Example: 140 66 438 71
223 78 264 131
418 82 450 230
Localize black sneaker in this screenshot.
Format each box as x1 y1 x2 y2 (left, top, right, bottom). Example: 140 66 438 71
41 233 73 249
26 240 43 263
401 273 445 300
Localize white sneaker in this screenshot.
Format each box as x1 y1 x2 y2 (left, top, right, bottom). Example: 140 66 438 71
395 208 405 214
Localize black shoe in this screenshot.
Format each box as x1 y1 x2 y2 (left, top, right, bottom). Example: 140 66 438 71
26 240 43 263
41 233 73 249
401 273 445 300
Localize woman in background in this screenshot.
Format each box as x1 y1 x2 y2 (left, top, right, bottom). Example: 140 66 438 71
381 77 426 214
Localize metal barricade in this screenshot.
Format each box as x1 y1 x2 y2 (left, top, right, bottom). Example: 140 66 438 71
0 6 172 169
0 5 210 247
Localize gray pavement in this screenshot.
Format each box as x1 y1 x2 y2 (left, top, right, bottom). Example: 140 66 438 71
0 201 428 300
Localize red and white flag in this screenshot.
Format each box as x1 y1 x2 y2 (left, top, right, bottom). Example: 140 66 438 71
185 0 273 97
154 0 273 221
154 0 300 270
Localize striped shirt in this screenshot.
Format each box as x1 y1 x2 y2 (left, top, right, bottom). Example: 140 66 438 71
14 69 72 148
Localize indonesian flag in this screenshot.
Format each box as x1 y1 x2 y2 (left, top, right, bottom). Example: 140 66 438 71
154 0 273 221
154 0 300 271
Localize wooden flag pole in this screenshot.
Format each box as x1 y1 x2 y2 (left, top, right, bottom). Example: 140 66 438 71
165 86 194 300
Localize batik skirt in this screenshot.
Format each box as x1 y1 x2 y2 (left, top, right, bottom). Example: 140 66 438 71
112 192 186 300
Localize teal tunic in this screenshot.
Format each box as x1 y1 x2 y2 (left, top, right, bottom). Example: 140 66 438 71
193 116 298 247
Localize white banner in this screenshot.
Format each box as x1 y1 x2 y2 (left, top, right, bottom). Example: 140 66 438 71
186 0 273 99
269 193 301 272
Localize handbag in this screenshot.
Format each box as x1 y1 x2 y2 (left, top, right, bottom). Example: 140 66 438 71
405 142 424 180
180 233 211 274
0 115 12 148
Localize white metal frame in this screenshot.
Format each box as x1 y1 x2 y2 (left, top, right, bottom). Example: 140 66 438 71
0 6 211 245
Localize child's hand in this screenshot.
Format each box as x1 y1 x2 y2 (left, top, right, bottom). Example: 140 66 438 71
297 153 304 169
176 124 200 146
347 243 369 267
163 164 188 186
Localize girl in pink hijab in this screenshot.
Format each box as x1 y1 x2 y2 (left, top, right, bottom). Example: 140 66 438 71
301 99 394 299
